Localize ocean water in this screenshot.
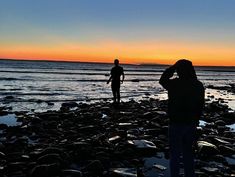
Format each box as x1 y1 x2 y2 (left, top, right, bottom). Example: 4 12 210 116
0 59 234 112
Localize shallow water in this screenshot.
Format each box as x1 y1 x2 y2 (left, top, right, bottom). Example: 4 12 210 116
0 114 20 126
227 124 235 132
205 88 235 110
199 120 207 127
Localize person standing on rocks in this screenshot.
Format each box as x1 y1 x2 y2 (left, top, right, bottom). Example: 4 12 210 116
107 59 125 104
159 59 205 177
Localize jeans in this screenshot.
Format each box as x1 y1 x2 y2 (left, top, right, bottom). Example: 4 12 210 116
169 123 196 177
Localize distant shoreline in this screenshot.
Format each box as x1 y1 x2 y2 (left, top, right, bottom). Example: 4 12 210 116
1 58 235 68
0 58 150 67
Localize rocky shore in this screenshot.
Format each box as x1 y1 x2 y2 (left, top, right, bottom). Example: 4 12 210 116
0 98 234 177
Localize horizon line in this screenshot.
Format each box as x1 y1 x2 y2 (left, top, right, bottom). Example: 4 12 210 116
0 58 234 68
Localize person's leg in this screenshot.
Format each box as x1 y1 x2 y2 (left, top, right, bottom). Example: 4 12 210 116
182 124 196 177
117 87 120 103
169 124 182 177
111 85 117 103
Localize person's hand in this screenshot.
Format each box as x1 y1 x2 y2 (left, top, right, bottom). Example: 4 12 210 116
173 60 181 69
164 64 176 78
170 63 177 71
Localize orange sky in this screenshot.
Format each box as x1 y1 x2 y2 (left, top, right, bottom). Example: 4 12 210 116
0 40 234 66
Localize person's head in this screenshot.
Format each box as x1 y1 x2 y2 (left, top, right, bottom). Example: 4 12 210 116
114 59 119 66
175 59 197 80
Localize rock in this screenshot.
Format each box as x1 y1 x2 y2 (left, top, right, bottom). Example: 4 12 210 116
109 136 122 143
215 120 226 126
62 169 82 177
197 141 219 156
206 102 228 112
153 164 167 171
127 140 157 156
142 112 153 118
109 168 137 177
0 151 5 158
155 111 167 116
118 123 132 126
83 160 104 174
31 117 42 124
201 167 219 174
36 99 43 103
4 96 14 100
39 147 64 157
46 102 54 106
0 111 9 116
61 102 78 108
37 153 62 165
0 124 8 129
131 79 140 82
223 112 235 124
212 137 230 145
7 162 27 172
66 141 90 151
6 172 26 177
38 112 59 120
30 163 60 177
225 156 235 169
218 145 235 156
78 125 98 133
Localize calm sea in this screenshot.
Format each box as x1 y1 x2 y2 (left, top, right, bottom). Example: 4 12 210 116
0 59 234 112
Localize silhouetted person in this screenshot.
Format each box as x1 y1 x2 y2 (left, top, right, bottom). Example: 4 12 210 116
159 59 204 177
107 59 125 104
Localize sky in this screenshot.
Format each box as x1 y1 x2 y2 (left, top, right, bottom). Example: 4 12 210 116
0 0 235 66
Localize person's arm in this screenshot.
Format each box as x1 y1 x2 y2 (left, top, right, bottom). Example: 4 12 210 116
159 65 176 90
107 68 113 84
107 75 112 84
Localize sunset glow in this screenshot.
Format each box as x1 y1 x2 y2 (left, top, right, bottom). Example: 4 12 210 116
0 0 234 66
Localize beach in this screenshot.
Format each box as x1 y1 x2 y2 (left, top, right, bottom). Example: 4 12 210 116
0 98 235 177
0 60 235 177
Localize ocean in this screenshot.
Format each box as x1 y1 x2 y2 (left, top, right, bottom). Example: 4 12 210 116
0 59 235 112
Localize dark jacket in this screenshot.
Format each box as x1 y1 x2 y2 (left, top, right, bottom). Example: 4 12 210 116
159 67 205 124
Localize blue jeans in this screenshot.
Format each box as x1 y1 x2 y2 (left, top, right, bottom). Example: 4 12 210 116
169 123 196 177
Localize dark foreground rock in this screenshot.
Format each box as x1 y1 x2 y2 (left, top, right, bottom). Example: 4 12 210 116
0 99 234 177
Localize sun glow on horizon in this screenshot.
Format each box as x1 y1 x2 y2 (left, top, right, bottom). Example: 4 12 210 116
0 40 235 66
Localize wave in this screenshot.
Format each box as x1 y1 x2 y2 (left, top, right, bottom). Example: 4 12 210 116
0 69 235 78
0 69 164 75
0 77 29 81
200 69 235 73
0 92 61 96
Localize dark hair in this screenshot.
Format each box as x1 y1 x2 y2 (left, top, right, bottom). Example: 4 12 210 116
176 59 197 80
114 59 119 66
